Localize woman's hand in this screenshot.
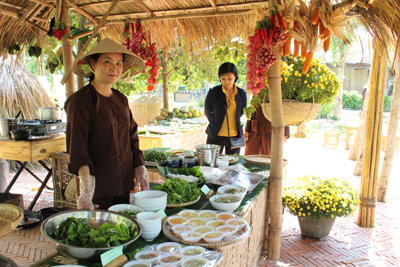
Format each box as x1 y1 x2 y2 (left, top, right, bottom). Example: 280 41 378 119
134 165 149 191
244 131 249 143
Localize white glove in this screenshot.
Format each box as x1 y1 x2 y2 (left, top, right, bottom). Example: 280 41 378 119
134 166 149 191
77 175 95 210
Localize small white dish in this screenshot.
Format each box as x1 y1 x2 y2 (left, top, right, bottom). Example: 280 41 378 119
217 225 238 236
197 210 217 220
210 194 242 212
192 225 214 235
178 209 198 219
202 231 225 243
156 242 182 253
108 204 144 218
167 216 187 226
158 253 184 265
187 218 207 227
171 225 193 236
123 260 152 267
181 231 203 243
181 256 209 267
226 218 248 229
216 212 236 221
180 246 206 257
134 250 161 264
141 228 162 242
206 219 226 228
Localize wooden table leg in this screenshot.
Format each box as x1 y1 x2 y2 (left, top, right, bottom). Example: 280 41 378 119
4 161 26 193
345 126 351 150
28 160 53 210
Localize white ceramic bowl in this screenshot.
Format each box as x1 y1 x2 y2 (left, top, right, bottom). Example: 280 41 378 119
133 197 167 205
216 212 236 221
217 225 238 236
138 222 162 231
210 194 242 212
200 167 223 182
202 231 225 243
192 225 214 235
108 204 144 218
123 260 152 267
180 231 203 243
134 250 161 264
217 184 247 198
206 219 225 228
171 225 193 236
156 242 182 253
181 256 209 267
167 216 187 226
178 209 199 219
134 190 168 202
141 228 162 242
158 253 184 265
135 203 167 212
197 210 217 220
180 246 205 258
137 211 161 222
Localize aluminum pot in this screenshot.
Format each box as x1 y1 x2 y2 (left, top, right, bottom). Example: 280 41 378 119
196 144 221 167
38 107 63 121
0 118 17 139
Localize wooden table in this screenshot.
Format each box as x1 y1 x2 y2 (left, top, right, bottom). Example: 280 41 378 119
0 135 66 210
345 125 359 150
139 123 208 151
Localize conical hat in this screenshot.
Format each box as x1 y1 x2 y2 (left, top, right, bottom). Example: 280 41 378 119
72 38 145 78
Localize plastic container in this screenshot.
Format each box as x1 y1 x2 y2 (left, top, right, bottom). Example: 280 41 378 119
198 210 217 220
226 218 247 229
217 225 238 236
187 218 207 227
178 209 198 219
123 260 151 267
156 242 182 253
134 250 161 264
202 231 225 243
158 253 184 265
216 212 236 221
180 246 205 257
206 219 225 228
192 225 214 235
167 216 187 226
181 231 203 243
181 256 209 267
171 225 193 236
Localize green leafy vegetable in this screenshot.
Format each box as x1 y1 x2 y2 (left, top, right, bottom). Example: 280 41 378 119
144 149 168 162
153 178 201 204
120 209 139 218
53 217 138 248
158 166 204 184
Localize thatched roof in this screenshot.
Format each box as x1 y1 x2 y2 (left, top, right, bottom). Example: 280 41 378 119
0 0 398 57
0 56 54 119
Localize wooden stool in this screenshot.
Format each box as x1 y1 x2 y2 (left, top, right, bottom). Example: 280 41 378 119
345 124 359 150
324 130 340 149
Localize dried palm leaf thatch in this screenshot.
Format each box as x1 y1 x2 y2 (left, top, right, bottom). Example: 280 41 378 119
0 56 54 120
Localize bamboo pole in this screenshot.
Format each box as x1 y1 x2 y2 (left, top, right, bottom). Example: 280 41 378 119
357 41 387 228
133 0 153 16
76 16 86 90
266 46 284 259
67 26 106 41
28 0 55 8
16 3 39 23
60 0 122 86
60 1 75 98
66 0 99 25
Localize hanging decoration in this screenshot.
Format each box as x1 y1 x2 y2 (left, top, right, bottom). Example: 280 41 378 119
51 21 68 41
123 19 159 91
246 5 287 95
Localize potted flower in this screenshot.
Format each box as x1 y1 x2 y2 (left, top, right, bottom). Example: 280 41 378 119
282 175 360 239
244 54 340 125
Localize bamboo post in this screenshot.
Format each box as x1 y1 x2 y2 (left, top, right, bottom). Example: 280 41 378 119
357 41 387 227
76 16 86 90
266 46 284 259
60 1 75 98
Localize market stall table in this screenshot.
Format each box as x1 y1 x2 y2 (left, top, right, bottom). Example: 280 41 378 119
0 135 66 210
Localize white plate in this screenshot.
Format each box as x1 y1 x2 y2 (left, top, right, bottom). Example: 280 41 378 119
200 167 223 182
145 161 160 167
108 204 144 218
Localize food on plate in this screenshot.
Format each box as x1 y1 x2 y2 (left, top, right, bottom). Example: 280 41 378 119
178 210 198 219
206 220 225 228
153 178 201 204
216 212 236 221
166 173 199 183
187 218 207 227
198 210 217 220
120 209 140 218
53 217 138 248
143 149 167 162
167 216 187 226
214 195 242 203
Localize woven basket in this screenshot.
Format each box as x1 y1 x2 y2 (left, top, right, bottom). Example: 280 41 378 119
261 100 321 126
64 176 77 203
0 204 23 239
129 100 164 127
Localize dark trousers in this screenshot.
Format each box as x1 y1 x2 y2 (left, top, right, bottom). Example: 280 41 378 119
93 191 130 210
207 135 241 155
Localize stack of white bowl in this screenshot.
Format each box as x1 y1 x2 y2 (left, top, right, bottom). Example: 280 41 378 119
136 212 162 242
133 190 167 212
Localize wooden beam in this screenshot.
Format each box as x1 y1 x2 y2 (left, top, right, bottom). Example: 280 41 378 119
65 0 99 24
0 7 47 32
67 26 106 41
16 3 39 24
78 0 133 8
29 0 55 8
55 0 61 21
88 8 255 25
134 0 153 16
0 1 23 10
91 1 270 22
27 5 44 21
61 0 122 85
209 0 218 9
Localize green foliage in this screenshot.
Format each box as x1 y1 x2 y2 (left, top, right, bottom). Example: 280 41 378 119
153 178 201 204
342 91 363 110
244 89 269 120
318 102 335 119
384 95 392 112
54 217 139 248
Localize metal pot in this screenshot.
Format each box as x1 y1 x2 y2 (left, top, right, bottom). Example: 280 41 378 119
0 118 18 139
38 107 63 121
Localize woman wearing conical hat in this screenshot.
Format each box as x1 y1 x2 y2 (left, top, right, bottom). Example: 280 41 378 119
65 38 148 210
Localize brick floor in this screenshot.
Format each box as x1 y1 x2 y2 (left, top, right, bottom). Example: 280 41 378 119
1 130 400 267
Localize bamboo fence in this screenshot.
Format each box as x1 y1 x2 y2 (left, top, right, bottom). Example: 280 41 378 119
357 41 387 228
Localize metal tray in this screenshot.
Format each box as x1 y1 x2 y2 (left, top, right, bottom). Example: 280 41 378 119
209 169 266 192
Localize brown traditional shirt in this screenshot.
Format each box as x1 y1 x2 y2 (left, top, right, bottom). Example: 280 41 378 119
65 84 144 198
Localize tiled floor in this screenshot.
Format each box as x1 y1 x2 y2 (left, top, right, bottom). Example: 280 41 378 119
1 130 400 266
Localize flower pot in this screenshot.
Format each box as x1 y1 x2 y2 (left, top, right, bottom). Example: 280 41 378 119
297 216 336 239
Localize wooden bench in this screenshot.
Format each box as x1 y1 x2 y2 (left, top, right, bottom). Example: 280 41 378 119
324 130 340 149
